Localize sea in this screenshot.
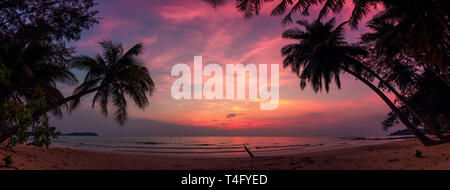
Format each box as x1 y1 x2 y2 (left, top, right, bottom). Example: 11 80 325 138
53 136 411 157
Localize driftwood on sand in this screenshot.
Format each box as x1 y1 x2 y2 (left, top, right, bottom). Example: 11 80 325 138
244 146 255 158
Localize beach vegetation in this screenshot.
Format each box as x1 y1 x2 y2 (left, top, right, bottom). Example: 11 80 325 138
280 18 436 145
204 0 450 145
0 0 154 166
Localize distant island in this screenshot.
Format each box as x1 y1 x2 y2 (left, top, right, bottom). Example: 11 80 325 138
60 132 98 136
389 129 429 136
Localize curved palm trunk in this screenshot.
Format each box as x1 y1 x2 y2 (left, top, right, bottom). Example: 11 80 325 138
357 63 445 139
340 66 435 146
46 86 101 112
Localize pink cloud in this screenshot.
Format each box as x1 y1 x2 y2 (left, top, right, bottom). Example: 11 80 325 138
70 0 393 135
140 36 158 46
156 6 207 23
155 1 241 23
77 17 139 50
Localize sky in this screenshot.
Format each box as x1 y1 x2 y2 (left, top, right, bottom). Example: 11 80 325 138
51 0 404 137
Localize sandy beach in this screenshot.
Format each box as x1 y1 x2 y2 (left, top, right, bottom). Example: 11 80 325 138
1 138 449 170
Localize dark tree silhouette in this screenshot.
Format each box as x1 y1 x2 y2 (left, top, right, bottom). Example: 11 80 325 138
382 71 450 139
0 0 99 146
280 18 435 145
52 41 155 125
362 0 449 86
358 42 448 140
205 0 449 143
204 0 449 85
0 0 99 41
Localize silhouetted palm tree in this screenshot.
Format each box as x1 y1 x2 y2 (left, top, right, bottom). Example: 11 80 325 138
205 0 448 84
281 18 435 145
48 40 155 125
0 38 78 118
361 2 449 86
382 71 450 140
204 0 345 24
225 0 448 32
204 0 379 26
358 40 447 140
0 38 78 143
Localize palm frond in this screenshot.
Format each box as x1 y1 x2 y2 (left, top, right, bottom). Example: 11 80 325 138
122 42 143 58
318 0 345 20
100 40 123 65
281 18 366 94
271 0 293 16
282 28 307 39
70 55 98 70
111 85 127 125
236 0 263 18
68 40 155 125
349 0 380 29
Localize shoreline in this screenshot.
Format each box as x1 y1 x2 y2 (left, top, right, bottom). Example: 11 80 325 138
1 139 449 170
50 137 409 158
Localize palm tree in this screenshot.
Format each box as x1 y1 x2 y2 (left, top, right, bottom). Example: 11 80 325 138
47 40 155 125
356 42 447 140
205 0 379 26
0 37 79 144
382 71 450 139
358 0 449 86
205 0 449 85
204 0 346 24
1 39 154 144
281 18 435 146
0 38 79 118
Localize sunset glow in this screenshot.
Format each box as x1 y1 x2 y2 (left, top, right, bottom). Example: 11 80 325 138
54 0 392 136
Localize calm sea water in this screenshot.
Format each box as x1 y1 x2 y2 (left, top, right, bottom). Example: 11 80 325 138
53 136 411 157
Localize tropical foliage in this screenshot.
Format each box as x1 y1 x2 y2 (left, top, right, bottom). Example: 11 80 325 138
204 0 449 85
0 0 155 166
204 0 450 144
65 41 155 125
280 18 437 145
0 0 99 151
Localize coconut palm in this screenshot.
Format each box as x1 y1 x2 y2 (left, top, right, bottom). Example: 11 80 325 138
361 3 449 86
205 0 449 85
0 38 79 116
357 41 448 140
382 71 450 139
281 18 435 146
0 38 78 144
47 40 155 125
204 0 348 24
